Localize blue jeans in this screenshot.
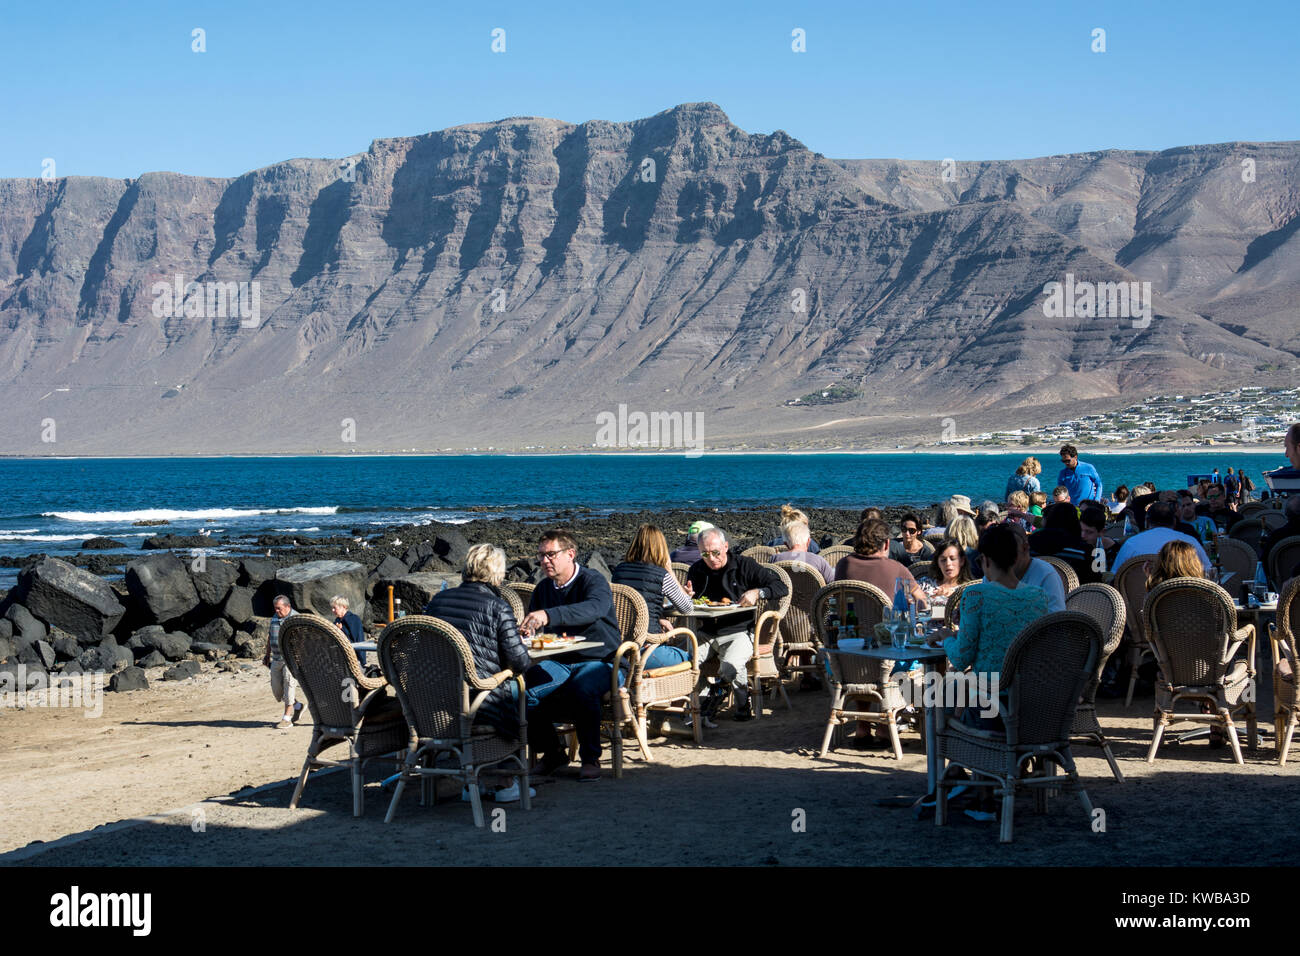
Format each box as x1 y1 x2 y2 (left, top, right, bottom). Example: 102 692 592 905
644 644 689 669
529 659 615 765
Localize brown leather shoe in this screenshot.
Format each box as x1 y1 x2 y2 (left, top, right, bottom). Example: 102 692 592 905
530 753 569 777
578 762 600 782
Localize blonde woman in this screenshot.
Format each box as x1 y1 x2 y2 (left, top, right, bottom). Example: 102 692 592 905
1005 456 1042 498
611 524 694 670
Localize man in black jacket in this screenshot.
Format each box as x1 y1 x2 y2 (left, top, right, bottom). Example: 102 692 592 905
520 529 620 782
686 527 789 722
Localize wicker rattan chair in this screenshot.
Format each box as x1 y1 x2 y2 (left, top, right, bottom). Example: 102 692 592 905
377 615 530 827
1268 577 1300 765
506 580 535 608
811 580 903 757
493 584 526 624
1111 556 1152 707
748 564 792 717
281 614 409 817
943 582 974 631
607 583 703 762
1039 555 1080 594
1260 511 1288 532
1228 519 1266 558
741 545 777 563
1241 501 1269 519
935 611 1102 843
1217 538 1257 596
670 562 691 586
1143 579 1257 765
1267 535 1300 591
1064 583 1127 781
774 559 827 691
820 545 854 568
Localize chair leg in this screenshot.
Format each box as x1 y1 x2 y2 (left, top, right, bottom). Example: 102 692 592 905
999 783 1016 843
1147 712 1167 763
819 694 842 757
632 714 653 763
887 712 903 761
289 753 313 809
1100 739 1125 783
1224 713 1244 765
468 773 486 828
1279 713 1297 766
690 691 703 746
779 679 792 711
1247 704 1258 751
1125 647 1141 707
753 673 763 719
935 775 948 827
352 756 363 818
612 722 624 780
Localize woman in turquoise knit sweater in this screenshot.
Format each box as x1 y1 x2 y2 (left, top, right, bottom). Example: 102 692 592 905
932 523 1051 728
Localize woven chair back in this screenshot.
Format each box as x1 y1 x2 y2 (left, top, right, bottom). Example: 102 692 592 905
1241 501 1269 519
1065 583 1126 699
1002 611 1101 748
1268 536 1300 590
742 545 777 563
775 560 824 647
755 564 792 644
945 581 974 630
493 584 525 624
1229 519 1266 558
1111 556 1150 644
1260 511 1289 532
280 614 367 730
670 562 690 586
506 581 535 610
1142 579 1238 689
1039 555 1080 594
610 583 650 647
1216 538 1257 589
1104 522 1127 540
378 615 472 741
820 545 854 567
811 579 888 648
1275 577 1300 669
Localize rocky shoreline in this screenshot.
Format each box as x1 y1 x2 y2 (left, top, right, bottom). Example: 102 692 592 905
0 504 921 694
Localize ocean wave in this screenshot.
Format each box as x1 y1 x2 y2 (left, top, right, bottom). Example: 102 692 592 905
273 527 321 533
42 506 340 522
0 533 133 542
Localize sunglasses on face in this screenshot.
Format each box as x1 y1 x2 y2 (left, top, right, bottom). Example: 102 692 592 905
701 549 725 558
902 526 919 534
537 549 571 561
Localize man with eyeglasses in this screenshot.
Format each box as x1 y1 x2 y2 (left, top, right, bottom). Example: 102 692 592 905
686 527 789 722
520 529 620 782
1057 444 1102 506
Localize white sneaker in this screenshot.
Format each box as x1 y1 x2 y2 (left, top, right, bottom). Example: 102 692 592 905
460 785 484 802
492 782 536 802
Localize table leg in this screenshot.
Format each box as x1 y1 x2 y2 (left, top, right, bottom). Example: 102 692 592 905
923 660 943 796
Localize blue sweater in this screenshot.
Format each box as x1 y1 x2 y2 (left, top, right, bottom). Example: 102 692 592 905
1058 461 1102 504
527 566 621 662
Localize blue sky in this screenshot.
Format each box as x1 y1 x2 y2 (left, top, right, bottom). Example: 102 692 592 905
4 0 1296 180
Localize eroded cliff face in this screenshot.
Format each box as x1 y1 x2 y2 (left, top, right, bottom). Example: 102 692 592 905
0 102 1295 454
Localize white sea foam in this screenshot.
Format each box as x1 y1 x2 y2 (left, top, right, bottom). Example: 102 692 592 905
42 506 339 522
0 533 129 542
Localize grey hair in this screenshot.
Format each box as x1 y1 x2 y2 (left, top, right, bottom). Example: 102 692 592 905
782 520 810 548
698 527 727 549
273 595 291 608
330 594 349 609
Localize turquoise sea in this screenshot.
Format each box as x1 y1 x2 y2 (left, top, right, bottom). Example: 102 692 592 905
0 452 1286 582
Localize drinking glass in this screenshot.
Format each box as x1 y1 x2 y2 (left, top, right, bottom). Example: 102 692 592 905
891 620 909 650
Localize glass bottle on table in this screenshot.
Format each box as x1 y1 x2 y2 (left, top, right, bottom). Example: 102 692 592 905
844 598 858 642
826 596 840 647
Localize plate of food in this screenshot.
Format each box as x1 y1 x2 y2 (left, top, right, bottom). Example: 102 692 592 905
692 597 734 607
529 633 579 650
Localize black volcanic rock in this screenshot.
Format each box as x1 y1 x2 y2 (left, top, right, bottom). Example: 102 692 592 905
190 557 239 606
81 537 128 550
142 534 211 550
275 560 367 621
109 667 149 692
125 553 200 624
15 557 125 640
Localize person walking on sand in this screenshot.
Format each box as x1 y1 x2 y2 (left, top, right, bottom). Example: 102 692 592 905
262 595 303 729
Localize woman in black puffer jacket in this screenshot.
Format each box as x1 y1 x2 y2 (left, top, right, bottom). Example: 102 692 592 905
422 543 531 735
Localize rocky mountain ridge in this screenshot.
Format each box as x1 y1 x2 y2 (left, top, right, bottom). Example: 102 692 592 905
0 102 1295 454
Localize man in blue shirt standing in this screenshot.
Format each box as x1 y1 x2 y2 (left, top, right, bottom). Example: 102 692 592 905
1058 444 1102 505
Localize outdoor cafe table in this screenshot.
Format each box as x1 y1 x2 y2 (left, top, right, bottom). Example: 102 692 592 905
833 643 950 799
354 639 604 661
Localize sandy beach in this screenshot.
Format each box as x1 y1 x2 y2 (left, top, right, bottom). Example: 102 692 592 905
3 651 1296 866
